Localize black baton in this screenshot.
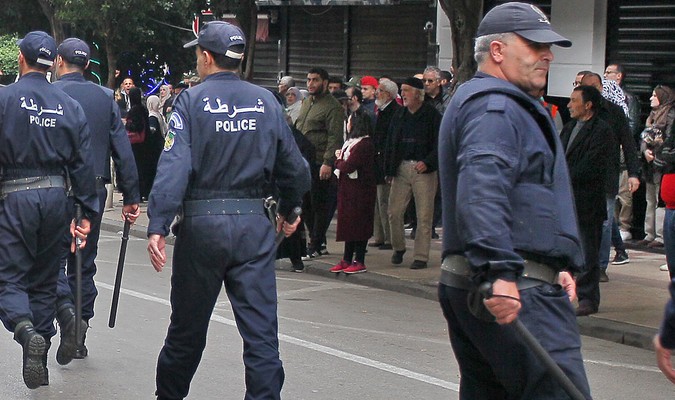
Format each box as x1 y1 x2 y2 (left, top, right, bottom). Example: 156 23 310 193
74 204 84 346
479 282 586 400
108 217 131 328
275 207 302 246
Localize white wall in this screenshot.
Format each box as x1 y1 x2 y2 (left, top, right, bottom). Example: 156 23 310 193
434 0 608 97
437 6 453 70
549 0 607 97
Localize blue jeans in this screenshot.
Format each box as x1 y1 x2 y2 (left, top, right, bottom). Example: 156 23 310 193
599 197 615 270
663 208 675 280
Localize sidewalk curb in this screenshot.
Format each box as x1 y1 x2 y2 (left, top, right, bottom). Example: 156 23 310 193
100 217 658 351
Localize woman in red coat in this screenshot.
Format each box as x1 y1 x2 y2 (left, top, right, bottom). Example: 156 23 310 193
330 108 377 274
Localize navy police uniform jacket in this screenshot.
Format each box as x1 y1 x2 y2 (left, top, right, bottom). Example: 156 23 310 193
0 72 98 219
439 72 583 283
53 72 140 204
147 71 310 236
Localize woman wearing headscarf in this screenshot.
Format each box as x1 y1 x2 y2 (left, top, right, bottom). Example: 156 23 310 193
158 84 173 118
285 87 304 124
640 85 675 248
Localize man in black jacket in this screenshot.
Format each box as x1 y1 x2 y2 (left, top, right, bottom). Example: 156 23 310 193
580 72 641 288
561 85 612 316
384 77 440 269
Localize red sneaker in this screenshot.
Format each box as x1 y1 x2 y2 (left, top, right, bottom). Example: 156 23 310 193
330 260 350 273
343 261 367 274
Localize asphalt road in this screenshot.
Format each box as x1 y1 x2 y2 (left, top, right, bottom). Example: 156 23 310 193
1 231 673 399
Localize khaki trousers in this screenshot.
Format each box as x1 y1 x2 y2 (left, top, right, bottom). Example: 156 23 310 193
615 171 633 231
388 161 437 262
373 183 391 244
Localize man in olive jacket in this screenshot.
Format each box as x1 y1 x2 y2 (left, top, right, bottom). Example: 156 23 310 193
295 67 344 258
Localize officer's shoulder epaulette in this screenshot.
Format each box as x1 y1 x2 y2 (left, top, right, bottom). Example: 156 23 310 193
485 93 507 113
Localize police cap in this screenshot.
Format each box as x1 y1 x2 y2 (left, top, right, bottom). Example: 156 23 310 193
58 38 91 67
184 21 246 59
477 2 572 48
17 31 57 67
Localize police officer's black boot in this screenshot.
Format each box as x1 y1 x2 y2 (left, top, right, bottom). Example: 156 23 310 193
55 304 88 365
13 320 47 389
75 330 88 359
42 341 51 386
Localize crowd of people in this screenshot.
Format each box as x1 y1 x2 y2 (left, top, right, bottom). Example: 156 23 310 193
2 2 674 396
274 45 675 290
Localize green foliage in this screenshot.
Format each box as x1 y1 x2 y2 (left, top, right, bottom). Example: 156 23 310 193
52 0 197 87
0 34 19 75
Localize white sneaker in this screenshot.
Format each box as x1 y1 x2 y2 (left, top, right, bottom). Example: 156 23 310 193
620 230 632 241
659 264 669 272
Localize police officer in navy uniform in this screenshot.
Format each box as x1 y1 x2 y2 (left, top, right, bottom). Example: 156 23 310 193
52 38 141 364
438 3 592 399
0 31 98 389
146 22 310 400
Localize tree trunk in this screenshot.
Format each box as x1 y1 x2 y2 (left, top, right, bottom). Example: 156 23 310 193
438 0 483 94
237 0 258 81
103 19 118 89
37 0 66 43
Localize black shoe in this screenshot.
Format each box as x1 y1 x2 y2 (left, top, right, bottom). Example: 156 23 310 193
368 242 384 247
379 243 393 250
291 260 305 273
575 302 598 317
14 320 46 390
391 250 406 265
301 249 320 261
56 306 88 365
599 270 609 283
410 260 428 269
611 250 630 265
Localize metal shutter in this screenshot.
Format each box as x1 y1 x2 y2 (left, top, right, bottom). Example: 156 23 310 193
287 6 346 80
348 5 433 81
606 0 675 98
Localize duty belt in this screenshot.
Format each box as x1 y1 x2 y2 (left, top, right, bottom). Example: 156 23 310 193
1 175 67 197
440 254 559 291
182 198 266 217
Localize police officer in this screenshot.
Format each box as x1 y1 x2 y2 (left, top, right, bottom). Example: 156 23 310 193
437 3 592 399
146 22 310 400
0 31 98 389
52 37 141 364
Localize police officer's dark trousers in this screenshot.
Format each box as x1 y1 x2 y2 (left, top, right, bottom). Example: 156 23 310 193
0 189 69 340
156 213 284 400
56 185 107 320
438 283 592 400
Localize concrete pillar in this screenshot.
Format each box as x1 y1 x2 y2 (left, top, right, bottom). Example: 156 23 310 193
549 0 607 97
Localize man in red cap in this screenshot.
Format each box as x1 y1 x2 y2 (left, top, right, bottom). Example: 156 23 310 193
360 75 379 116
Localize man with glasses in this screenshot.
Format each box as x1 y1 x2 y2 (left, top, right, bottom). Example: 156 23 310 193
604 63 642 244
437 3 592 397
423 66 451 115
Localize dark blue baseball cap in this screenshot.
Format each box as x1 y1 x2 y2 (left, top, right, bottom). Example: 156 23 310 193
184 21 246 59
477 2 572 48
17 31 57 67
58 38 90 66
